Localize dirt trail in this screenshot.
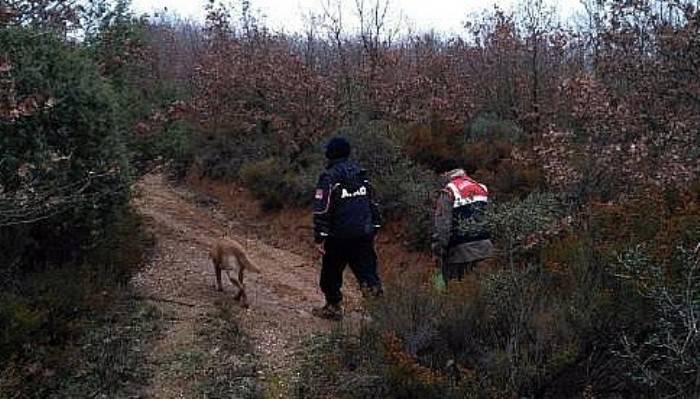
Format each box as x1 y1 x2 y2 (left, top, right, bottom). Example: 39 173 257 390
131 172 359 397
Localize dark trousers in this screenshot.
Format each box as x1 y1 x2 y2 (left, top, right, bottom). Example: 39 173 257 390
320 237 382 305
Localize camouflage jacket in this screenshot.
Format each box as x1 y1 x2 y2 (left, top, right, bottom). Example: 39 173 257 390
432 170 494 264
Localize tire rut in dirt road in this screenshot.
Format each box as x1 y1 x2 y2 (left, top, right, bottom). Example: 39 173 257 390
131 173 352 397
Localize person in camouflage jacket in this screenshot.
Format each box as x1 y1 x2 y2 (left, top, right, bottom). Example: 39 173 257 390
431 160 494 284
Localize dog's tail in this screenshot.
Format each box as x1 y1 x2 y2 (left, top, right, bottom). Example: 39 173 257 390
228 241 261 274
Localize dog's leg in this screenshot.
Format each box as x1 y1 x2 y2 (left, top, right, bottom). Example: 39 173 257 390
238 285 248 308
214 261 224 292
225 270 243 296
231 271 244 301
225 271 249 308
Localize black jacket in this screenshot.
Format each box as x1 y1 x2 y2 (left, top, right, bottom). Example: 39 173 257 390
313 158 381 243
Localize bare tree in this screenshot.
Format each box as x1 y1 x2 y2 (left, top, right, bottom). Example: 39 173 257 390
574 0 604 69
519 0 558 133
301 10 321 68
320 0 354 120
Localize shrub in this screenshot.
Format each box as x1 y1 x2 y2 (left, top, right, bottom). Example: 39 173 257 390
467 113 524 142
294 332 390 399
281 162 323 207
399 114 543 201
341 123 432 204
132 119 194 179
303 265 585 398
462 140 543 200
462 139 511 173
612 245 700 397
0 27 132 269
484 192 566 264
404 120 465 170
82 2 196 179
0 209 153 371
238 154 322 211
0 20 157 396
195 126 278 180
239 158 286 210
1 298 165 398
161 120 195 178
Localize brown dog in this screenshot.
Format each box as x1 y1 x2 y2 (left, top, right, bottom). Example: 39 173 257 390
210 239 260 308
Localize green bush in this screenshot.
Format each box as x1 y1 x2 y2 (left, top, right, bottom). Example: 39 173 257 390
467 113 523 142
1 299 165 398
309 264 637 398
0 209 153 370
239 155 321 211
239 158 286 210
132 119 194 178
161 120 194 178
0 20 159 396
195 127 278 180
281 163 323 207
612 245 700 397
484 192 566 262
0 27 132 268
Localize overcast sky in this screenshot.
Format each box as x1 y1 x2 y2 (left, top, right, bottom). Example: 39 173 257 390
131 0 584 35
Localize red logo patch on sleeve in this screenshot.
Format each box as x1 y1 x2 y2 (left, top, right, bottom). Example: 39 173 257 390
315 189 324 200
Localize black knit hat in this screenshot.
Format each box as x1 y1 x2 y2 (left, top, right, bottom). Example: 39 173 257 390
325 136 351 160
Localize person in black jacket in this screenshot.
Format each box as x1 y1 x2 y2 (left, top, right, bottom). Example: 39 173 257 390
312 137 383 320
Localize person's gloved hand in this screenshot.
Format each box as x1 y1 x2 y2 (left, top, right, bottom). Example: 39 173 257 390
316 241 325 255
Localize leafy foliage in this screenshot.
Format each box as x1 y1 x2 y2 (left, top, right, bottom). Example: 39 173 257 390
0 27 131 268
0 209 154 392
484 192 566 263
0 3 165 389
613 245 700 397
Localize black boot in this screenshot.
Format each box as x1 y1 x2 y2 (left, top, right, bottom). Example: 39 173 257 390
312 302 343 321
